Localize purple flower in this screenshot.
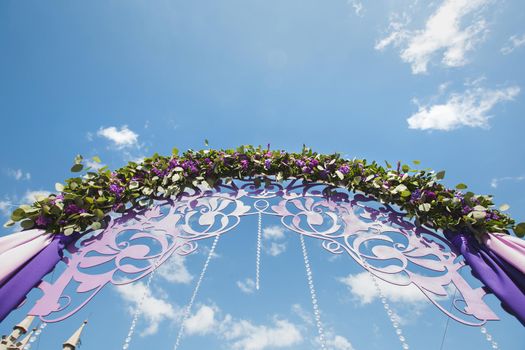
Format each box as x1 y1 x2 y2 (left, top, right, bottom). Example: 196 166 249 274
424 190 436 201
109 184 124 196
339 165 350 175
64 204 86 215
310 159 319 167
264 159 271 169
302 166 312 174
296 159 305 168
462 206 472 215
240 159 249 170
35 215 50 227
410 189 422 202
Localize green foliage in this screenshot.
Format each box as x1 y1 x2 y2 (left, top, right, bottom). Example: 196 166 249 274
4 146 520 239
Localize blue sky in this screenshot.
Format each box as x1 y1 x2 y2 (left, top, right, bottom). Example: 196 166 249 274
1 0 525 349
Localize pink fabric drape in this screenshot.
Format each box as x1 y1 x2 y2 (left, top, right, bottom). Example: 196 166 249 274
0 229 53 285
482 232 525 275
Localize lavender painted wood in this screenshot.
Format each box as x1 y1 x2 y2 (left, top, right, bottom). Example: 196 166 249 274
28 179 499 326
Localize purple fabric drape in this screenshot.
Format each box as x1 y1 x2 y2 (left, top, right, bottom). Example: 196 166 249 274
0 234 77 323
445 231 525 326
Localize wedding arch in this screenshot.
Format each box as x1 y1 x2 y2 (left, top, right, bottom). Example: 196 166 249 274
1 145 524 349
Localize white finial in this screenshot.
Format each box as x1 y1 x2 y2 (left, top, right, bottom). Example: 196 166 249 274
14 315 35 334
63 320 88 350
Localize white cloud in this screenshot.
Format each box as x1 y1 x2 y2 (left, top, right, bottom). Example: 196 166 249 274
327 335 355 350
263 225 285 240
348 0 364 17
339 272 427 304
501 34 525 55
237 278 256 294
407 83 520 131
116 282 179 336
490 175 525 188
0 200 12 216
97 125 139 149
267 242 287 256
85 159 105 170
23 190 51 204
184 304 218 336
376 0 491 74
262 225 287 256
221 318 303 350
157 254 193 284
6 168 31 181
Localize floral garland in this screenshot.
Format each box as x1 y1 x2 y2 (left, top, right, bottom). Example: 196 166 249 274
5 145 525 238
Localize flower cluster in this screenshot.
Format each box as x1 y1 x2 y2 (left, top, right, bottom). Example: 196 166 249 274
5 145 524 238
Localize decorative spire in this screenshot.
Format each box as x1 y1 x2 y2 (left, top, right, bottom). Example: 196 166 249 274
63 320 87 350
14 316 35 334
16 328 36 349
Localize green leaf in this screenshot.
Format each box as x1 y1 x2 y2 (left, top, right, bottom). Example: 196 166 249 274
436 171 446 180
3 219 15 228
335 170 344 180
91 221 102 230
55 183 65 192
20 219 35 229
401 190 412 197
412 160 421 165
499 204 510 211
92 155 102 163
418 203 431 212
456 183 468 190
402 164 410 173
94 209 105 220
71 164 84 172
172 147 179 156
64 227 75 236
11 208 25 221
515 223 525 237
204 139 209 147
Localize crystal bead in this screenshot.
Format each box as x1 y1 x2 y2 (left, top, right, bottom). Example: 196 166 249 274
402 344 409 349
123 344 129 349
486 334 492 341
396 329 402 335
480 327 487 334
399 335 405 342
29 336 37 343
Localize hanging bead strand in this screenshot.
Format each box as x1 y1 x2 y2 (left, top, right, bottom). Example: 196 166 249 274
361 257 410 350
173 234 221 350
300 234 327 349
122 258 161 350
255 211 262 290
23 322 47 350
480 326 500 349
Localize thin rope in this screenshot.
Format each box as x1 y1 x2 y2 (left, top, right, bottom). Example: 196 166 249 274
299 234 326 349
438 288 457 350
122 258 161 350
173 234 220 350
255 211 262 290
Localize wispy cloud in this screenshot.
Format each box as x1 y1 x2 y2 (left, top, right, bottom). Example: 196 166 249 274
501 34 525 55
407 81 520 131
116 282 180 336
96 125 139 149
339 272 427 304
157 254 193 284
184 304 218 336
236 278 256 294
6 168 31 181
262 225 288 256
348 0 364 17
376 0 492 74
490 175 525 188
0 200 12 216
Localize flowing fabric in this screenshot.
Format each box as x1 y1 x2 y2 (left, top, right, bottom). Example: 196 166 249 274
0 229 53 285
482 232 525 275
445 231 525 326
0 233 77 323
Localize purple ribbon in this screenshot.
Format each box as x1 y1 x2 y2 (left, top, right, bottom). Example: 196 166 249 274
0 234 77 323
445 231 525 326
